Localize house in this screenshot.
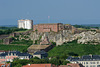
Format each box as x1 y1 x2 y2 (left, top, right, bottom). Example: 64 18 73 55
0 63 11 67
59 63 84 67
59 65 68 67
0 51 32 62
67 63 84 67
66 55 100 67
0 50 8 54
22 64 57 67
33 50 48 59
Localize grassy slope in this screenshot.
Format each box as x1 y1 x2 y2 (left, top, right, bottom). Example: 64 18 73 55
11 40 33 46
0 44 28 52
48 41 100 58
0 40 33 52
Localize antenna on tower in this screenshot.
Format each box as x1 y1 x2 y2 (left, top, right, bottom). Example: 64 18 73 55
48 16 50 23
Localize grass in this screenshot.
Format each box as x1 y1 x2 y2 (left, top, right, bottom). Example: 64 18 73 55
11 40 33 46
0 40 3 43
48 41 100 59
0 44 28 52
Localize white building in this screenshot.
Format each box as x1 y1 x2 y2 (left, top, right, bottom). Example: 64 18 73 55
66 55 100 67
18 19 33 29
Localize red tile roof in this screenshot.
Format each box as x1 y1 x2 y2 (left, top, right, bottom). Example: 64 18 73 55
0 63 10 67
59 65 68 67
22 64 52 67
67 63 84 67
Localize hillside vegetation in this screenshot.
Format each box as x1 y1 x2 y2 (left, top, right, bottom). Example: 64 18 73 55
0 44 28 52
0 26 27 35
48 40 100 59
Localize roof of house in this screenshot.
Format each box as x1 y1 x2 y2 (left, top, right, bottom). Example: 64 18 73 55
22 64 52 67
67 55 100 61
34 50 47 55
36 23 63 25
0 50 8 53
0 63 11 67
67 63 84 67
0 51 32 57
59 65 68 67
28 45 50 50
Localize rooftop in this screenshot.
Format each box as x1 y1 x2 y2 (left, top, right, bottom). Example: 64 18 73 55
28 45 50 50
18 19 33 21
67 55 100 61
22 64 52 67
34 23 63 25
59 65 68 67
0 51 32 57
0 63 11 67
34 50 47 55
67 63 84 67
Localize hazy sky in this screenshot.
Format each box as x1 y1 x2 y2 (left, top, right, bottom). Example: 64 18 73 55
0 0 100 25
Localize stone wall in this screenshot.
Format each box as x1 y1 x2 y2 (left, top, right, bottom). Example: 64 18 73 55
3 38 13 44
0 35 9 40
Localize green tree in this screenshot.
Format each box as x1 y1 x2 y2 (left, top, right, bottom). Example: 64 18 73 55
14 63 22 67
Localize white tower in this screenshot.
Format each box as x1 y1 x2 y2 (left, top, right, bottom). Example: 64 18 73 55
18 19 33 29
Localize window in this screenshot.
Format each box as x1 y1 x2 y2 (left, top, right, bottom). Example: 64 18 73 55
93 65 95 67
97 62 99 64
86 62 88 64
90 62 93 64
97 65 100 67
86 65 88 67
90 65 92 67
68 65 71 67
93 62 95 64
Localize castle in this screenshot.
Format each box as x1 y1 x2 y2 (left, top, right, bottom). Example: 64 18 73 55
33 23 64 32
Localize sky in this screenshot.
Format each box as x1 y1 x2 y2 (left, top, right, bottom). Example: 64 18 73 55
0 0 100 25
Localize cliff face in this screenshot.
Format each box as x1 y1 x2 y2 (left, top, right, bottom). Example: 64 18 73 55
30 30 78 45
77 31 100 44
30 30 100 45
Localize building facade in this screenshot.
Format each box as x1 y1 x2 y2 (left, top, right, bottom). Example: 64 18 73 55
18 19 33 29
33 23 64 32
59 63 84 67
66 55 100 67
0 51 32 63
33 50 48 59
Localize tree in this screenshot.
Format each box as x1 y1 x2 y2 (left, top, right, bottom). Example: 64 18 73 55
14 63 22 67
49 58 61 65
68 52 79 56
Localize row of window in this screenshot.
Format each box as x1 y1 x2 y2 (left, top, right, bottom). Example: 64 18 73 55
0 56 29 59
79 61 99 64
86 65 100 67
86 65 96 67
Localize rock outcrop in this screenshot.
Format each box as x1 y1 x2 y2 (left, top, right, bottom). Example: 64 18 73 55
77 31 100 44
31 30 78 46
30 30 100 45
